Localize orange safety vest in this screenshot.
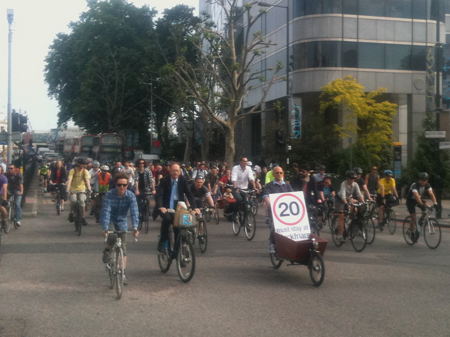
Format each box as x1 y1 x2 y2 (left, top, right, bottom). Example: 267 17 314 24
98 172 111 186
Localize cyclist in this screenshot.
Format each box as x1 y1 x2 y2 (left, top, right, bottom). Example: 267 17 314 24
98 165 112 194
377 169 399 230
354 167 372 201
134 159 156 224
365 166 380 196
318 176 336 204
405 172 438 239
66 158 91 226
89 161 101 214
0 166 8 230
206 166 220 199
6 164 23 227
39 162 49 191
335 170 364 240
231 157 256 201
190 176 215 210
100 173 139 285
156 162 196 253
50 160 68 211
122 161 135 188
263 166 293 253
313 165 326 183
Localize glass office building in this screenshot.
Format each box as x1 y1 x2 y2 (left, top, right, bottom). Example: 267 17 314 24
237 0 446 166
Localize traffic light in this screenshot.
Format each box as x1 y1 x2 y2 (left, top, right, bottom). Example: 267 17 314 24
19 115 28 132
12 111 20 132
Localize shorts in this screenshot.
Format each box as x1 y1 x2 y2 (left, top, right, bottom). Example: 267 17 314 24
69 192 87 208
406 199 417 214
376 194 385 207
106 231 128 256
335 198 346 212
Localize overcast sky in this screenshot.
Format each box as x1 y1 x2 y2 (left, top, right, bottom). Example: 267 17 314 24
0 0 198 131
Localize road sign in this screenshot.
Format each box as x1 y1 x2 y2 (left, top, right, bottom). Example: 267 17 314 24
269 191 311 241
439 141 450 150
425 131 446 138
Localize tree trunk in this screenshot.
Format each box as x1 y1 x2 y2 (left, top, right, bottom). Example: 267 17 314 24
224 125 235 166
200 114 210 161
183 129 193 163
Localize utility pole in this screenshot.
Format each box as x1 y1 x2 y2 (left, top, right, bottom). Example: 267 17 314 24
7 9 14 164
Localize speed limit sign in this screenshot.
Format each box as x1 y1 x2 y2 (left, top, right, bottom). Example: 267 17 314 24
269 192 311 241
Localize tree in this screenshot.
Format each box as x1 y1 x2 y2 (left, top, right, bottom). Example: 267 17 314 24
169 0 282 164
45 0 157 148
319 76 398 170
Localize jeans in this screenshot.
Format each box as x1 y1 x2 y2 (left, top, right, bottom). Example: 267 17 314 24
13 193 22 222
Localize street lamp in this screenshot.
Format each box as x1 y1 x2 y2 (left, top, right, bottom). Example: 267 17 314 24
257 2 291 163
7 9 14 164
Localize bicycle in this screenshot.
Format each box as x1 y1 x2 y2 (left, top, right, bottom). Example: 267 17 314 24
380 197 398 235
91 192 105 223
53 184 65 216
104 231 126 300
247 189 259 217
71 192 86 236
188 213 208 253
231 189 257 241
402 205 441 249
362 200 376 245
5 195 16 233
331 202 368 252
137 194 151 234
203 204 220 225
157 209 196 282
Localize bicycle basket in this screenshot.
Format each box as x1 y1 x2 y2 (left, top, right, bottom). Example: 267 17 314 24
179 213 194 228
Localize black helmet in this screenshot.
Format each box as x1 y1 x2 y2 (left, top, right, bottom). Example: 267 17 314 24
76 158 88 165
354 167 363 175
345 170 357 179
418 172 429 180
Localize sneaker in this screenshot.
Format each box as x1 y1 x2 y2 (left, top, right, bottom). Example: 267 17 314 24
15 221 21 228
157 240 168 253
68 213 74 223
123 273 128 286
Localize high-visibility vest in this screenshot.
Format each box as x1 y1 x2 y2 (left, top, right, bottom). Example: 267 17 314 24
98 172 111 186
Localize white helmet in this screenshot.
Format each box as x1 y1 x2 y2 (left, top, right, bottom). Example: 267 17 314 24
100 165 109 171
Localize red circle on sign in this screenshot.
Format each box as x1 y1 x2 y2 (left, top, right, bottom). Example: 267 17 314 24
271 193 306 226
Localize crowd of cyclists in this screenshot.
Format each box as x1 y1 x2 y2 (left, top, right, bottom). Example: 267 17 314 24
35 156 440 287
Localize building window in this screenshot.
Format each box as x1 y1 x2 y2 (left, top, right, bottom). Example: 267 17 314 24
411 45 427 70
386 44 411 69
386 0 412 18
293 0 305 17
342 41 358 67
322 0 343 13
305 0 322 15
412 0 428 19
321 41 342 66
306 41 320 67
358 43 385 68
359 0 385 16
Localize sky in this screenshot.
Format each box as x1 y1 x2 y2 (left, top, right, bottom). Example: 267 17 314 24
0 0 198 132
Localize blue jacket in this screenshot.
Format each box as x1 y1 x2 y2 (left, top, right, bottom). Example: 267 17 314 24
100 189 139 231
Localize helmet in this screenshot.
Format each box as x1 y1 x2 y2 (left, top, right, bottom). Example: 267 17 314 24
345 170 357 179
384 170 393 177
354 167 363 175
76 158 88 165
100 165 109 171
418 172 429 180
92 161 100 168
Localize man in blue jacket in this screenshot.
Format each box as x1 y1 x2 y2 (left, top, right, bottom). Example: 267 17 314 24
100 173 139 284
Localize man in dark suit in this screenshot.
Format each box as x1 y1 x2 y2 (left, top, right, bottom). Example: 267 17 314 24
156 162 196 252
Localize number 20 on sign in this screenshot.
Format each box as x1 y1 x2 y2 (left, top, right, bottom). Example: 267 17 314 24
269 192 311 241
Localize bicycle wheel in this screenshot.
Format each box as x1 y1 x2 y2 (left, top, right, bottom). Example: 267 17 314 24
244 213 256 241
402 216 417 246
5 209 12 234
386 209 397 235
232 212 241 236
56 199 61 216
114 248 124 300
158 249 172 273
251 200 258 217
270 252 283 269
75 205 82 236
198 220 208 253
214 206 220 225
365 218 376 245
309 252 325 287
350 221 367 252
423 218 441 249
204 209 211 223
144 204 150 234
106 253 115 289
330 216 344 247
176 236 195 283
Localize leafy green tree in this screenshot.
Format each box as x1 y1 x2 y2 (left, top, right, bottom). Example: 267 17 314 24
319 76 398 171
45 0 157 147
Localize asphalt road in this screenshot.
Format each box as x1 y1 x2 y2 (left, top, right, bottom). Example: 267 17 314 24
0 192 449 337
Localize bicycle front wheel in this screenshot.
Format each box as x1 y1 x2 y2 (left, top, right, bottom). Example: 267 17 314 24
114 248 124 300
214 206 220 225
198 220 208 253
270 252 283 269
423 218 441 249
330 216 344 247
402 216 417 245
244 213 256 241
386 209 397 235
309 252 325 287
365 218 376 245
232 212 241 236
176 237 195 283
56 200 61 216
350 222 367 252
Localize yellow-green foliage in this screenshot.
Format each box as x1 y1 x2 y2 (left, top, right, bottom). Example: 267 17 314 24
320 76 397 163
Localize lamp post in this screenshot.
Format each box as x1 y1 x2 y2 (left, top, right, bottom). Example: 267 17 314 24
257 2 291 163
7 9 14 164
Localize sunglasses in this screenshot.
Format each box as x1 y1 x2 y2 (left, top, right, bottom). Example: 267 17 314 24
274 172 284 174
8 167 14 170
116 183 128 187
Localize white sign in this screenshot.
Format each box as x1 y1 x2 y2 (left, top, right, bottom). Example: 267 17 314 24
439 141 450 150
269 191 311 242
425 131 446 139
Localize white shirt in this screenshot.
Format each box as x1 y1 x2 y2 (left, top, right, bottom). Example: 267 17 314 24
231 164 255 189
